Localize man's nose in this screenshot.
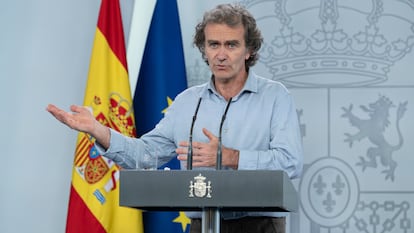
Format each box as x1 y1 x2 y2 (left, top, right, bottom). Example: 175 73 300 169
216 47 227 61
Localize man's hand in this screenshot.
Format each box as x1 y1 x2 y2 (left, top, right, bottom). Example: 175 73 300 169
176 128 239 169
46 104 95 132
46 104 110 149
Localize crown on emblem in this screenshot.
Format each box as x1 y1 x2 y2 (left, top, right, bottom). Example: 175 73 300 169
241 0 414 87
194 174 207 182
108 92 136 136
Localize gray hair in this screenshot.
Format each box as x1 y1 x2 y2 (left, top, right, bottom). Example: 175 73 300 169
193 4 263 70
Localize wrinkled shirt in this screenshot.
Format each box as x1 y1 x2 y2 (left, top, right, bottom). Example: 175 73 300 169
98 72 303 219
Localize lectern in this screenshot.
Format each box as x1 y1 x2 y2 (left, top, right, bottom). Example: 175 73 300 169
120 170 298 233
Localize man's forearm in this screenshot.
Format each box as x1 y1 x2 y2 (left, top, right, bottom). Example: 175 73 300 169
91 121 111 150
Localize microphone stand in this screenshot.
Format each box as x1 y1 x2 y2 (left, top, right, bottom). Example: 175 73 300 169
186 97 218 233
216 97 232 170
187 97 202 170
203 98 232 233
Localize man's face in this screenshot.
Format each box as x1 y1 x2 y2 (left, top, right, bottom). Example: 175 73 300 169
204 23 251 81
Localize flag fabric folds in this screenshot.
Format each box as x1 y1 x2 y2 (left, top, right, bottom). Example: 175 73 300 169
134 0 187 137
66 0 143 232
132 0 190 232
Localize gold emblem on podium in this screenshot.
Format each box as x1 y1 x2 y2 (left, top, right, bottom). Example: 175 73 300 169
189 174 212 198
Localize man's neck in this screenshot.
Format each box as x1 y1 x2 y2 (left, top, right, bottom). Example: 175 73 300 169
213 72 248 101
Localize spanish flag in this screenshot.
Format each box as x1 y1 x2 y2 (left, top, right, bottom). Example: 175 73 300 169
65 0 143 232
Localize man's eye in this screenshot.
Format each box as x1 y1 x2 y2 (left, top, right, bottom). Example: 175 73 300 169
227 43 238 49
209 43 218 48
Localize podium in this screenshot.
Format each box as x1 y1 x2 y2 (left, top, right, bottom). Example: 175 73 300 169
120 170 298 233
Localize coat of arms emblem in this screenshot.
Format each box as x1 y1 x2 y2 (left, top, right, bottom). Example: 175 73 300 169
189 174 212 198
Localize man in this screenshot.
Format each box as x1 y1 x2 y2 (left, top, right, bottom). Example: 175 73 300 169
47 3 303 233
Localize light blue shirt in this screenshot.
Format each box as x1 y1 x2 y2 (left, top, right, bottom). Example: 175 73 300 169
98 71 303 219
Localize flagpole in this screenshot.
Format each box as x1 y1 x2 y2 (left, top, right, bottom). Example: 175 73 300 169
126 0 157 95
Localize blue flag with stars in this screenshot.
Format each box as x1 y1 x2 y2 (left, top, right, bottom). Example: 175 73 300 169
132 0 190 232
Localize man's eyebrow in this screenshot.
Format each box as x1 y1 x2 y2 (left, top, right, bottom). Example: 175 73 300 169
225 40 240 45
206 40 240 44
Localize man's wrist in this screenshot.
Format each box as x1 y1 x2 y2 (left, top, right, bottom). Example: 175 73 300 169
225 148 239 170
92 121 111 149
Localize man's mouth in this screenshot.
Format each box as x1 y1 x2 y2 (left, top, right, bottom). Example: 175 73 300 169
215 64 227 70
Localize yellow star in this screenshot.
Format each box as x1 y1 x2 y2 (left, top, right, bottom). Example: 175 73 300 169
162 96 173 114
173 211 191 232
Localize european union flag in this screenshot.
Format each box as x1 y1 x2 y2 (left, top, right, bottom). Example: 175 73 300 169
133 0 190 232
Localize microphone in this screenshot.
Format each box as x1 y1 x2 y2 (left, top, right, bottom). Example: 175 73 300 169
187 97 202 170
216 98 232 170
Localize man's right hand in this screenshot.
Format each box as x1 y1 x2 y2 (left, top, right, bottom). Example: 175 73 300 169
46 104 110 149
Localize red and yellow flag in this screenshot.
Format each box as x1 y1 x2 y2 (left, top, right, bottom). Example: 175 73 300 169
66 0 143 232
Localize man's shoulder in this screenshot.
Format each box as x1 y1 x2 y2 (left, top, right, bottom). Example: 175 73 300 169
252 72 289 93
175 82 209 100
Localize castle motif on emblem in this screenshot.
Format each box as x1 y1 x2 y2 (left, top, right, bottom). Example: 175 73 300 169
189 174 212 198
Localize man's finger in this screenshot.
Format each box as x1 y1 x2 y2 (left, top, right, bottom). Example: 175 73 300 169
202 128 217 141
70 105 88 114
178 141 189 147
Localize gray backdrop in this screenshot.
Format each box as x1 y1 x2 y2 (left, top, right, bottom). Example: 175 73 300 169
1 0 412 233
181 1 414 232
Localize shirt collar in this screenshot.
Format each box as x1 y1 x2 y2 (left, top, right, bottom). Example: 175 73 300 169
205 72 258 100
